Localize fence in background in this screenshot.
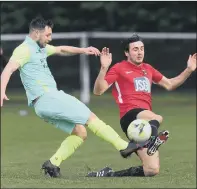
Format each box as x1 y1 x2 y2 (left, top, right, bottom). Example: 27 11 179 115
1 32 196 103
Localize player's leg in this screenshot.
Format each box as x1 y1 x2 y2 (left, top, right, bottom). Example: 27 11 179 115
136 148 160 176
49 123 87 167
85 112 149 158
42 123 86 177
87 148 160 177
87 109 168 177
111 149 160 177
106 110 168 177
34 91 90 177
104 148 159 177
86 112 127 151
136 110 169 155
121 108 163 140
137 110 163 139
99 148 160 177
121 108 169 155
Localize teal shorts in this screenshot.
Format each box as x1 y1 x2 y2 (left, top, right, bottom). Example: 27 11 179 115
34 90 91 134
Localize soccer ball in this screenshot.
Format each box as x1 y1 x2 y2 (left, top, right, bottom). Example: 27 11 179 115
127 119 152 142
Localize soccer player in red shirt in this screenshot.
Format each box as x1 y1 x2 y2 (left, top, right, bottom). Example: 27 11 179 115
87 34 196 177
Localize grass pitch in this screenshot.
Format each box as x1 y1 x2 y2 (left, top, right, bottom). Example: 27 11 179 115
1 90 196 188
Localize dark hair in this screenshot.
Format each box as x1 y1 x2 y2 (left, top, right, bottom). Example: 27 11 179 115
29 16 53 32
121 33 143 52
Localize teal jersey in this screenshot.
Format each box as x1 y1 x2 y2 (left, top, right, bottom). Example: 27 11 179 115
10 36 57 106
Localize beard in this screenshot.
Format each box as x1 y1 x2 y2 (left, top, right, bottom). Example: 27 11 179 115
37 40 46 48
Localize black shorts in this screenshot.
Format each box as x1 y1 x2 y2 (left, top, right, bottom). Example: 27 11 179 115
120 108 147 136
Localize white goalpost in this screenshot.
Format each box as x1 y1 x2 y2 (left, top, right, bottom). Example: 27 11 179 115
1 32 196 104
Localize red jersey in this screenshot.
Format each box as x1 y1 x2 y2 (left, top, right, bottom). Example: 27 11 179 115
104 60 163 118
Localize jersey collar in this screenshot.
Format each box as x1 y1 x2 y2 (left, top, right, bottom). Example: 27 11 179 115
124 60 144 70
25 35 42 52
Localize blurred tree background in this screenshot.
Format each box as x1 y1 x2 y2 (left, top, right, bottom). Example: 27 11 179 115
1 1 196 33
1 1 196 92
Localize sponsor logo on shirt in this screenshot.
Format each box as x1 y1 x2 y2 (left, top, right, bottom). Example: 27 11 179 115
134 77 151 93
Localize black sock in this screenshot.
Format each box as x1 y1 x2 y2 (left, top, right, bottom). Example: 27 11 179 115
149 120 160 139
107 166 145 177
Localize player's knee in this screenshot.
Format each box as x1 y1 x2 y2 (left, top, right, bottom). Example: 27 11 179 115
72 125 87 141
144 165 160 177
155 115 163 124
151 114 163 124
86 112 98 125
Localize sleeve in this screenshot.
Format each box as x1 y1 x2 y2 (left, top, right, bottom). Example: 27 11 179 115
104 64 119 85
9 44 30 67
150 65 163 83
46 44 56 57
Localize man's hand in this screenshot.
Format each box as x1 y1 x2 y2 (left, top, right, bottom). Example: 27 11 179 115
83 46 100 56
100 47 112 69
1 92 9 107
187 53 196 72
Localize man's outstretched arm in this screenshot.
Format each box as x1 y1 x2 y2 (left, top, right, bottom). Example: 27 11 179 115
158 53 196 91
46 44 100 57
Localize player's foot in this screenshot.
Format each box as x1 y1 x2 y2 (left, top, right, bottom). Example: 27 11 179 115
147 130 169 156
120 140 150 158
86 167 113 177
41 160 61 178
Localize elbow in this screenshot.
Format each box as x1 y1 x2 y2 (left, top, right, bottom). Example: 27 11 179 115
166 86 173 91
165 79 174 91
93 83 108 95
166 84 175 91
2 68 13 77
93 88 104 96
93 90 103 96
94 93 102 96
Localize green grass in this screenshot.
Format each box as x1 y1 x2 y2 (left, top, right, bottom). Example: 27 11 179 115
1 91 196 188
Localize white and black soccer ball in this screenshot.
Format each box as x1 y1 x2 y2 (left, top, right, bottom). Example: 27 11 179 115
127 119 152 142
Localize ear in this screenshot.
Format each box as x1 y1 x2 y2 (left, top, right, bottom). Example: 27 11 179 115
125 51 129 57
35 30 40 38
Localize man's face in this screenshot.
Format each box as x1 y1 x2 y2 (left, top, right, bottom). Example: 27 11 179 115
37 26 52 47
125 41 144 65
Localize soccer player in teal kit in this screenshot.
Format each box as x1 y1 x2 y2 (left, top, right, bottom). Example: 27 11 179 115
1 17 149 178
